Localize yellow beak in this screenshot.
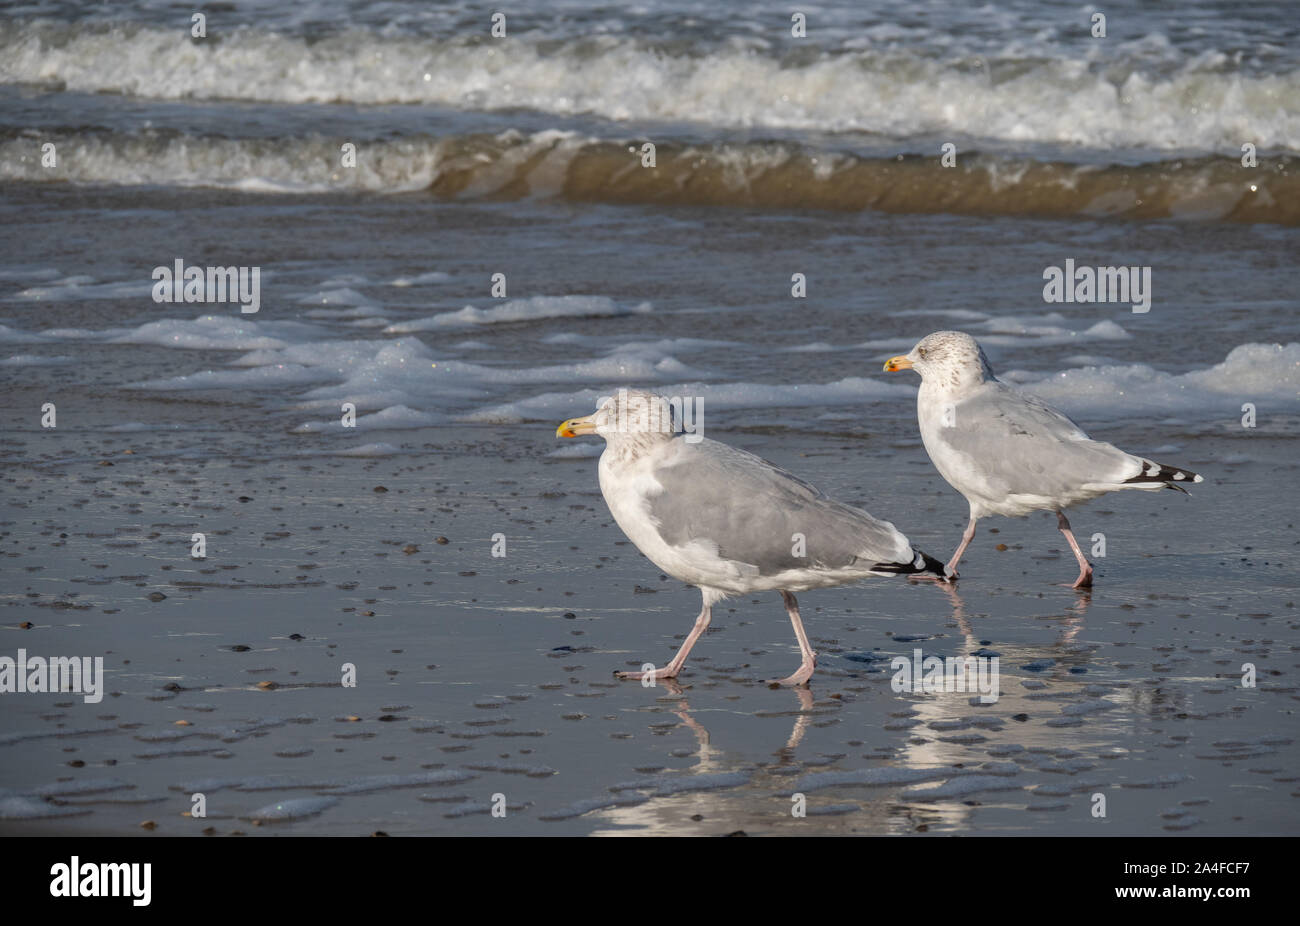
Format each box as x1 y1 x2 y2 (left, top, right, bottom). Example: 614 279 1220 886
883 355 914 372
556 414 598 438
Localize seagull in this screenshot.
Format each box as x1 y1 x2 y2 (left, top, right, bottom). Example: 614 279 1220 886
884 331 1202 588
557 388 943 686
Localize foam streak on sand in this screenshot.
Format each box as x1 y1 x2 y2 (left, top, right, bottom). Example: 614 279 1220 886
471 343 1300 427
383 296 651 331
4 299 1293 432
1019 343 1300 419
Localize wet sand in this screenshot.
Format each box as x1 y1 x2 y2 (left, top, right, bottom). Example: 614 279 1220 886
3 407 1295 836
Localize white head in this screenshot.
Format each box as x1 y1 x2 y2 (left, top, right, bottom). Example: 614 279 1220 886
556 388 679 455
883 331 996 391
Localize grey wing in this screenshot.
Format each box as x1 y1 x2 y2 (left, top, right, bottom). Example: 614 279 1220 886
646 439 916 576
938 382 1141 497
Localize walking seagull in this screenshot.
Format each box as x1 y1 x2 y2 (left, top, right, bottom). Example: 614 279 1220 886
884 331 1202 588
557 389 943 686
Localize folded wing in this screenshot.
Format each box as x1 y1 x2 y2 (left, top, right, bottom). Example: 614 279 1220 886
646 439 922 577
933 382 1156 500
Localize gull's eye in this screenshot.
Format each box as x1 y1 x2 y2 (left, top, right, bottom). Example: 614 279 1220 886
917 347 928 358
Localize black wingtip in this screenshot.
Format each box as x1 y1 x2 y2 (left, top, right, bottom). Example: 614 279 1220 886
1124 459 1202 490
918 551 946 576
872 550 945 577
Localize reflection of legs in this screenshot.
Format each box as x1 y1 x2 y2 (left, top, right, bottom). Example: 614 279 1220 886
1056 510 1094 589
669 704 712 751
932 580 971 640
776 688 816 758
946 517 977 580
616 597 711 681
768 590 817 687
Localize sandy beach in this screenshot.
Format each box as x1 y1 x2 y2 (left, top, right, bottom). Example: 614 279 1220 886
2 390 1295 834
1 0 1297 837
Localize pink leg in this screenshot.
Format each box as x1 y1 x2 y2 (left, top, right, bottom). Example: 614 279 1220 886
766 590 817 687
945 517 977 581
616 598 711 681
1056 510 1094 589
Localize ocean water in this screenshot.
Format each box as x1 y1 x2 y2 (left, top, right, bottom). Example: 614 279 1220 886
0 0 1297 836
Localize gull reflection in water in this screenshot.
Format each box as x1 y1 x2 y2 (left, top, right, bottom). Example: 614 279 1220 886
588 587 1109 834
583 679 824 835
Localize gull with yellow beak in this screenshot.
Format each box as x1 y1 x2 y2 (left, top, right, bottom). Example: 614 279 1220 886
884 331 1203 588
557 388 943 686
